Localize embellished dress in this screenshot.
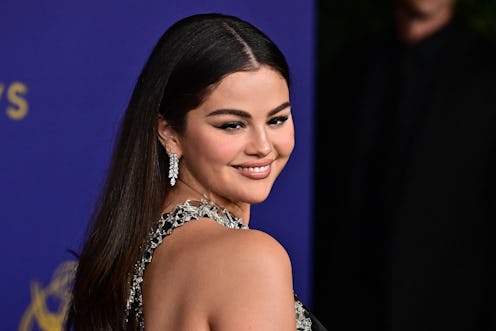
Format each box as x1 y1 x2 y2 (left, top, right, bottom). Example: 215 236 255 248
126 200 328 331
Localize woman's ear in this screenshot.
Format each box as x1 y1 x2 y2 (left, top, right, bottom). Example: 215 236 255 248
157 115 180 155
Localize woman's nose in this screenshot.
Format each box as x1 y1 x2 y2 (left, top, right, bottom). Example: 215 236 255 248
246 127 271 156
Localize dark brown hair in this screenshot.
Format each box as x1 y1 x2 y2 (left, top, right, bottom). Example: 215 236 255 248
65 12 289 330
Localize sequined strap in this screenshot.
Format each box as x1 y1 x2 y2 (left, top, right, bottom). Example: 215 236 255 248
295 294 313 331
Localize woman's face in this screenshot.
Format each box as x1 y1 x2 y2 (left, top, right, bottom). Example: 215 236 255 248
176 65 294 208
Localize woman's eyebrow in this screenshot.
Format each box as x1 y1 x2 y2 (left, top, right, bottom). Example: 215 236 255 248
268 102 291 116
207 101 291 118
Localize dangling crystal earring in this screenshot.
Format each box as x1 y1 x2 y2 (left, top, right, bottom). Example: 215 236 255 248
168 153 179 186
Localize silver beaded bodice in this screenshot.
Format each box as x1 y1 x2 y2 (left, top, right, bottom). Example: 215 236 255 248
125 199 312 330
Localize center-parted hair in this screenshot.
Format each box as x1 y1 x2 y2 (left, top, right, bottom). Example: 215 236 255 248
66 13 290 331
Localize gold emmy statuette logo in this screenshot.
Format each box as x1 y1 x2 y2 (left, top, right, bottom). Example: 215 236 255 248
19 260 77 331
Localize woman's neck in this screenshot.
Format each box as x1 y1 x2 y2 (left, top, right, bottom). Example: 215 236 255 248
162 178 251 225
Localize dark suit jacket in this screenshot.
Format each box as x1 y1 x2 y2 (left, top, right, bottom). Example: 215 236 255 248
313 17 496 331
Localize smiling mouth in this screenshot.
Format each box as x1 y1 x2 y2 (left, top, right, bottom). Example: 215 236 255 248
234 164 271 179
236 165 270 173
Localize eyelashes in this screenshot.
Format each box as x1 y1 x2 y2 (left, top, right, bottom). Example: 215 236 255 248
214 116 289 131
268 115 289 126
215 122 244 130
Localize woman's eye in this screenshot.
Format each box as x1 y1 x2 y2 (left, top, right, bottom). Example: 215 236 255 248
216 122 245 131
268 116 289 126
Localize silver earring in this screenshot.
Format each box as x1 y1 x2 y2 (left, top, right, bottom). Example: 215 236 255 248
168 153 179 186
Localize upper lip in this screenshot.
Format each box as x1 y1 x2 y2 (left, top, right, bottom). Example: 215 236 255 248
233 159 273 168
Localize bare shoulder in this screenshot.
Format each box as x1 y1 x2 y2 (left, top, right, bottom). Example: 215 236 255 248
143 220 296 330
183 223 294 291
231 228 293 276
172 218 293 275
203 227 296 330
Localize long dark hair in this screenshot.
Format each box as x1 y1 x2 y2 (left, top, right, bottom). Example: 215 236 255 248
65 12 289 330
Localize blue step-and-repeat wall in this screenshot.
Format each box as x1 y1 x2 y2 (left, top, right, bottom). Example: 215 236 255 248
0 1 315 329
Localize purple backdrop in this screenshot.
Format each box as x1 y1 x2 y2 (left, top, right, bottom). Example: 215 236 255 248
0 1 315 329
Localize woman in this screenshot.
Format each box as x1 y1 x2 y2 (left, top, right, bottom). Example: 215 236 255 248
66 13 327 331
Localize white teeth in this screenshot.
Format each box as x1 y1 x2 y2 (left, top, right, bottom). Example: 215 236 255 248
238 165 269 173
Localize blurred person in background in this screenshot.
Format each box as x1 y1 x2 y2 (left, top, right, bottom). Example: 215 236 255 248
313 0 496 330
